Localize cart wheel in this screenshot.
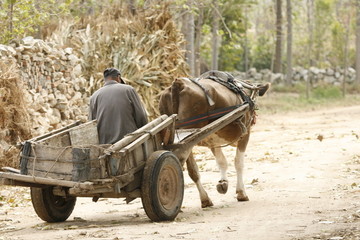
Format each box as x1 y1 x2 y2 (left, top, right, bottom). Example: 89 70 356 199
141 151 184 222
30 187 76 223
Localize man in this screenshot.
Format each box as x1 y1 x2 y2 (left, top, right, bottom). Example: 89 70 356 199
89 68 148 144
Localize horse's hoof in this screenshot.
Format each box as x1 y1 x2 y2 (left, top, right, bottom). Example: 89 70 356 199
216 180 228 194
201 199 214 208
237 195 249 202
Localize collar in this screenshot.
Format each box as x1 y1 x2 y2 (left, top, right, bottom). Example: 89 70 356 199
104 80 118 86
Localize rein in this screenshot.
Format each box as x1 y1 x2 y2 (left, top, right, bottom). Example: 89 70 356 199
175 103 245 128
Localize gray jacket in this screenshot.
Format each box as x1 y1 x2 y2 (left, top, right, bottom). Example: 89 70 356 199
89 80 148 144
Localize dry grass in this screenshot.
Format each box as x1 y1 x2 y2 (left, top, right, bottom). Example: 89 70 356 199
0 60 32 168
49 3 188 118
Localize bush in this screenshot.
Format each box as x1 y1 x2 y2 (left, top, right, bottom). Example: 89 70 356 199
312 85 342 99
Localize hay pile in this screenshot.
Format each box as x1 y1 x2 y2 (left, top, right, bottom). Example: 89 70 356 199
49 4 188 118
0 60 31 167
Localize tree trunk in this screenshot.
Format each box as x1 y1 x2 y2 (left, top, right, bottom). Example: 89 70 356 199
211 0 220 70
343 8 351 97
195 6 203 76
244 5 249 75
356 0 360 85
185 0 195 76
306 0 314 98
273 0 282 73
286 0 292 85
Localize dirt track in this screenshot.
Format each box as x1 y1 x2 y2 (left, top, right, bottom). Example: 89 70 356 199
1 105 359 240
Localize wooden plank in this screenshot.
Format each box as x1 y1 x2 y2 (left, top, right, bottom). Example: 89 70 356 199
120 134 150 155
175 104 249 147
27 159 73 175
173 129 198 144
104 114 172 154
69 189 141 199
2 167 21 174
108 133 162 176
0 171 94 190
27 169 72 181
168 104 249 162
20 141 31 175
118 117 174 155
38 120 97 146
27 145 108 180
1 178 48 188
69 120 99 145
40 134 71 147
27 145 73 176
148 114 177 136
28 121 81 143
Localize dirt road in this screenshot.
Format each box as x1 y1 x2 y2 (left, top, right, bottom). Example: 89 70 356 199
1 106 359 240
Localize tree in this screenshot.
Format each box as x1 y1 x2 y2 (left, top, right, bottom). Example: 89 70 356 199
313 0 334 67
195 4 203 76
180 0 196 76
356 0 360 85
211 0 220 70
307 0 314 67
306 0 314 98
0 0 72 44
243 4 249 74
286 0 292 85
273 0 282 73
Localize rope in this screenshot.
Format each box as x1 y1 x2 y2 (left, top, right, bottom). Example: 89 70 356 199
44 146 71 178
30 144 37 182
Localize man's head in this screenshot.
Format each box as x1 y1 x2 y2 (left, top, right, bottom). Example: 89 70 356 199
103 68 125 84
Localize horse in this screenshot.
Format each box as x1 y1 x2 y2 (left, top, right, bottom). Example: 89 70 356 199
159 71 270 208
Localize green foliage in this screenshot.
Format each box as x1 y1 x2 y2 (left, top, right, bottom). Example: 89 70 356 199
250 35 273 70
271 82 342 100
219 37 243 71
0 0 72 44
329 20 346 67
313 0 335 67
312 85 342 99
271 82 307 94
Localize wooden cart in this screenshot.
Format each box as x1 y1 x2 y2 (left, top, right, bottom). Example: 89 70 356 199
0 103 250 222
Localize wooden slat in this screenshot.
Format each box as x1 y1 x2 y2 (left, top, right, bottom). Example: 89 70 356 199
1 167 20 174
0 178 48 188
0 172 94 190
26 169 72 181
148 114 177 135
175 104 248 147
168 104 249 162
104 114 174 154
69 120 99 146
28 121 81 143
38 120 97 146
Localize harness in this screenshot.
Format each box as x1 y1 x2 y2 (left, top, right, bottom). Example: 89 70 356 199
175 71 259 129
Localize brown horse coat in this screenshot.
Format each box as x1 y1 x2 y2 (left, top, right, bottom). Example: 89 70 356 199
159 77 270 207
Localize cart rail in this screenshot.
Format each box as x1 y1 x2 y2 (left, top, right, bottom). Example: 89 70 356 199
167 103 249 164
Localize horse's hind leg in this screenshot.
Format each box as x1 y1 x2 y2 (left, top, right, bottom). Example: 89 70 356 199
235 133 250 201
211 147 228 194
186 152 214 208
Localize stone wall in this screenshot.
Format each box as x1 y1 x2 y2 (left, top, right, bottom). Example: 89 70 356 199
235 67 357 85
0 37 89 136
